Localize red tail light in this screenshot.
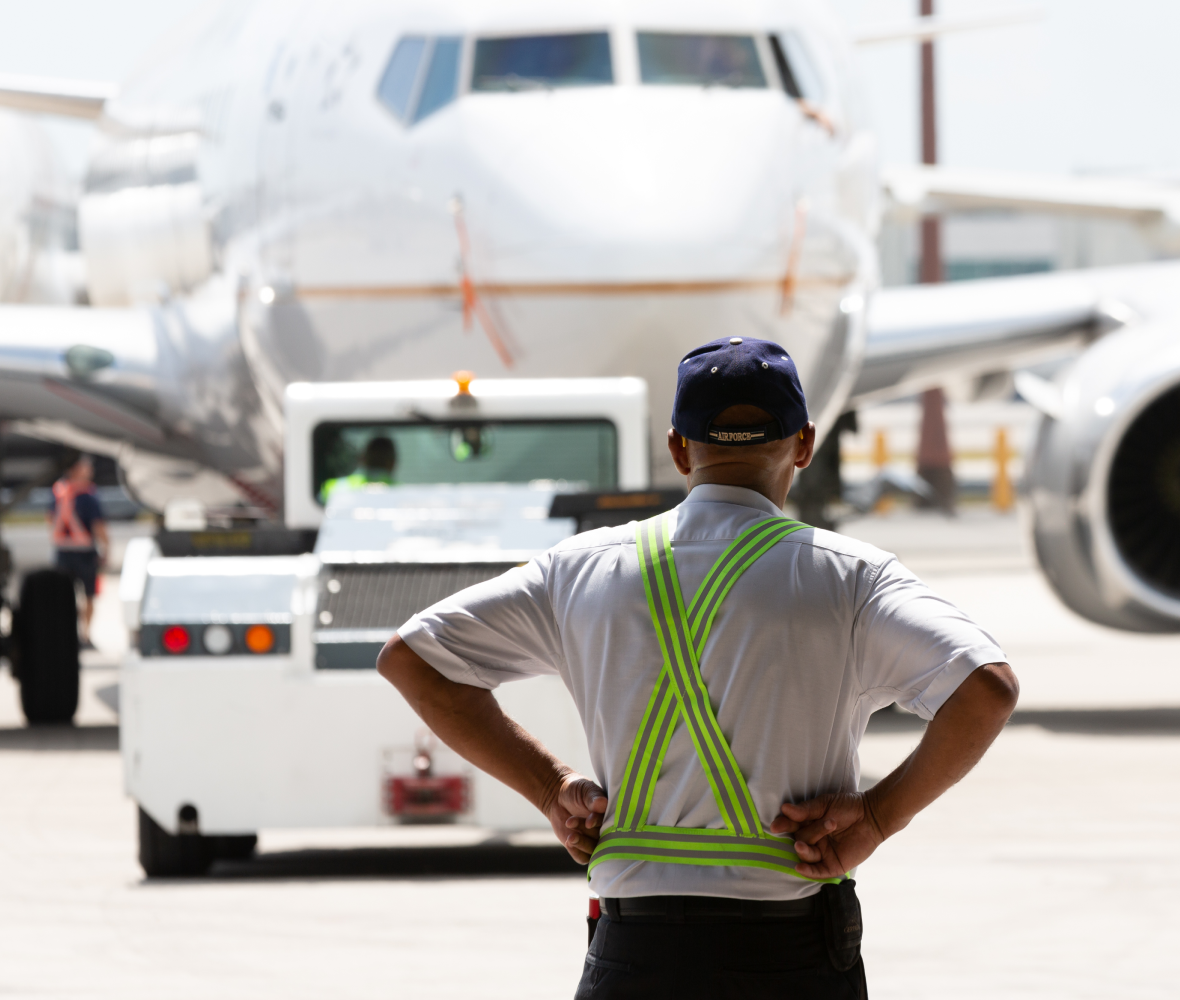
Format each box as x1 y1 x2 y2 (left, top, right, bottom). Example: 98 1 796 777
386 775 469 817
161 625 191 654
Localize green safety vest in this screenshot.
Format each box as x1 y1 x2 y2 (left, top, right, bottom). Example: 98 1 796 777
319 471 395 503
587 512 845 884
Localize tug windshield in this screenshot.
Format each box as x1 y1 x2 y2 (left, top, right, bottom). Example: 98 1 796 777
312 419 618 503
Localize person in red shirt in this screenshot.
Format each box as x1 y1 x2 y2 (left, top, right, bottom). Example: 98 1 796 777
47 456 109 649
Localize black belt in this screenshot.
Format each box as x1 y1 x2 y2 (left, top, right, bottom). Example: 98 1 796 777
602 894 816 923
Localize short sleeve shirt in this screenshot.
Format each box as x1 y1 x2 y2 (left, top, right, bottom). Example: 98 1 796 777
49 489 104 548
400 484 1006 900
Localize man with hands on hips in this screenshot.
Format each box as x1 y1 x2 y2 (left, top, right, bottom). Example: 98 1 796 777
378 336 1018 999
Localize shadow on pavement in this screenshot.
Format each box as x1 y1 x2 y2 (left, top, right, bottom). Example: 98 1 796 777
1010 707 1180 735
866 705 1180 736
172 843 584 882
0 724 119 751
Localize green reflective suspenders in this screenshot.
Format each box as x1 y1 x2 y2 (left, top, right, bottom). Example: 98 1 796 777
587 512 844 884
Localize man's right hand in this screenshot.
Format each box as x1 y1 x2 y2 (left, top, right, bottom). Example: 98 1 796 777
770 791 885 880
770 664 1019 881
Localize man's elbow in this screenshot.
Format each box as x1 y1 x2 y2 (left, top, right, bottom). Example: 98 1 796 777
975 662 1020 718
376 634 410 686
376 633 444 705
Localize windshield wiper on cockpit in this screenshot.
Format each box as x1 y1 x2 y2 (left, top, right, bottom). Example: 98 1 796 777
704 71 760 89
475 73 554 92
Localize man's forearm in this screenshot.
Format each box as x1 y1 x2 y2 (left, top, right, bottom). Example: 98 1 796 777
867 662 1019 837
376 634 569 814
775 661 1019 877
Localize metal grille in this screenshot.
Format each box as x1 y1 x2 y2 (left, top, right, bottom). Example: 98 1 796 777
317 564 518 630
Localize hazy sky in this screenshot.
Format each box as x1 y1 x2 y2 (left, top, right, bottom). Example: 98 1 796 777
830 0 1180 176
1 0 1176 178
0 0 206 174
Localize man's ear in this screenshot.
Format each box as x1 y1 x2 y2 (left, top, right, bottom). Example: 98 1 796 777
667 429 692 476
793 423 817 470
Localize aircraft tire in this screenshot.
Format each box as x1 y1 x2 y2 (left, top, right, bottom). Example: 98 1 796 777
137 807 215 877
14 569 80 725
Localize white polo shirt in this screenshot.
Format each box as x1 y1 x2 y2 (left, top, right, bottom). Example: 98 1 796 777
399 484 1006 900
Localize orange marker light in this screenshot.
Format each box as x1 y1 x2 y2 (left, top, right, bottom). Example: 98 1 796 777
244 624 275 654
452 370 475 395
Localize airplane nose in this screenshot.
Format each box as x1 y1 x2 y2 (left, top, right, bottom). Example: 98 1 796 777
455 88 799 280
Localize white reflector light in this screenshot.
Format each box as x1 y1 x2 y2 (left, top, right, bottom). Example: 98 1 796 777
202 624 234 655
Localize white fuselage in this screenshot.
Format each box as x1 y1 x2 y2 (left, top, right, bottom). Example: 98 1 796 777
78 0 879 501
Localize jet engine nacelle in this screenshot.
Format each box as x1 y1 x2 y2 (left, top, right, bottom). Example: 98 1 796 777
1027 321 1180 632
78 182 212 306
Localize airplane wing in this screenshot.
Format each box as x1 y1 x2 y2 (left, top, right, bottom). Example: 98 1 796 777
882 164 1180 246
852 260 1180 405
0 74 115 120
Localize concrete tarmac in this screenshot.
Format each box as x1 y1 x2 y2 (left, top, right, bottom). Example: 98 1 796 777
1 509 1179 998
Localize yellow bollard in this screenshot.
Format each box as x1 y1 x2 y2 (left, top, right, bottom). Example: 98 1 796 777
872 429 888 470
992 427 1014 512
872 428 894 513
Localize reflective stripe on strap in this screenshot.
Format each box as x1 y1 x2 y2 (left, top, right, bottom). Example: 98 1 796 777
614 673 678 832
612 516 811 834
687 517 810 658
51 480 93 549
593 826 843 879
640 515 760 836
591 511 842 884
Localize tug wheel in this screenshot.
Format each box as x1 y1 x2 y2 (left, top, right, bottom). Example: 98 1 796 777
137 807 215 878
14 569 80 725
213 834 258 861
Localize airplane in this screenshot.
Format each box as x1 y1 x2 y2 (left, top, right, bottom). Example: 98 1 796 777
0 0 1177 634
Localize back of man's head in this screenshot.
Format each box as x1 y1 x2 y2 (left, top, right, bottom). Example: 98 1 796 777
363 436 396 473
672 337 808 446
68 456 94 483
668 337 814 506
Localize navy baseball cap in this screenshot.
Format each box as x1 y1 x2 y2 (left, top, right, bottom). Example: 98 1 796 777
671 337 808 445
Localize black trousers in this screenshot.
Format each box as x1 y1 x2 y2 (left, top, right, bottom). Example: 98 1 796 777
56 549 99 598
574 910 867 1000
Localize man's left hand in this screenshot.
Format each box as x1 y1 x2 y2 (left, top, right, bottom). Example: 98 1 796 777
544 772 608 865
769 791 885 880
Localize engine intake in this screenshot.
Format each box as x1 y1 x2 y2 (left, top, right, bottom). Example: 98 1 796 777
1107 384 1180 598
1027 320 1180 632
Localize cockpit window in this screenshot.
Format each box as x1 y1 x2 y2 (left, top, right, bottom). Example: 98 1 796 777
774 31 824 102
414 37 462 121
472 32 613 91
377 35 462 124
637 33 766 88
377 36 427 120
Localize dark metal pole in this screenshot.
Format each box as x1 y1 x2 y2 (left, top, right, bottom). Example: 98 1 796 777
919 0 942 284
0 421 11 662
916 0 955 511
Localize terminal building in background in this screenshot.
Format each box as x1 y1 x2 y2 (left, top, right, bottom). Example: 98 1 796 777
879 209 1164 287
